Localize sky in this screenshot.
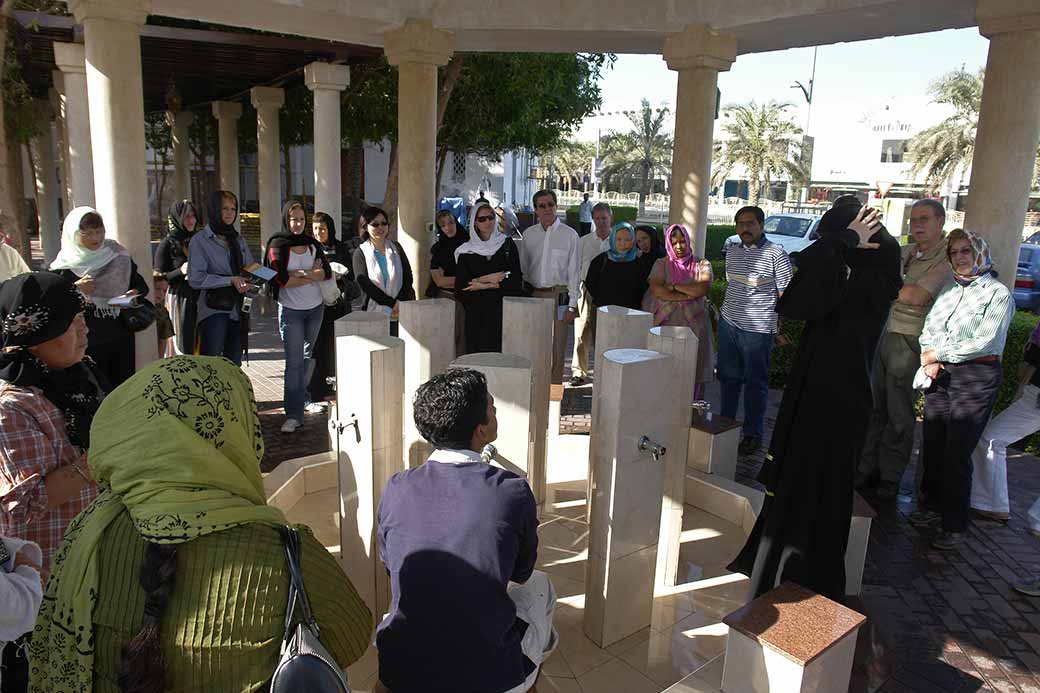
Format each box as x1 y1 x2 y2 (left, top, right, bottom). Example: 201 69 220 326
574 27 990 144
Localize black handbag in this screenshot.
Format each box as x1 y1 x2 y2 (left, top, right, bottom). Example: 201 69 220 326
205 285 241 312
270 527 350 693
120 297 157 332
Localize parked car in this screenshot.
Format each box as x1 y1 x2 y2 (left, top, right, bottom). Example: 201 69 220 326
725 213 822 255
1014 243 1040 312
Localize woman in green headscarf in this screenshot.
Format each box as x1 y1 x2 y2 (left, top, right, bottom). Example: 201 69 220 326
30 356 373 693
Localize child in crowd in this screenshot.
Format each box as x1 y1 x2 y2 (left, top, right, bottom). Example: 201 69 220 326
153 272 176 357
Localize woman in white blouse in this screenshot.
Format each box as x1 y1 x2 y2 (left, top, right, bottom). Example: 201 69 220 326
351 206 416 336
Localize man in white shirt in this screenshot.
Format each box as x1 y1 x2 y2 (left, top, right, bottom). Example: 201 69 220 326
578 193 593 237
570 203 612 385
520 190 581 385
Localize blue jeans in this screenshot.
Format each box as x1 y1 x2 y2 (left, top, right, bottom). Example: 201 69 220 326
279 303 325 421
199 313 243 366
717 317 774 438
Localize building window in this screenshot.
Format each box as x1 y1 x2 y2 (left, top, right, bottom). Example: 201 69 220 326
880 139 908 163
452 152 467 183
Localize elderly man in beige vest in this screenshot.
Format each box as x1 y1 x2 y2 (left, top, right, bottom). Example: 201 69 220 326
857 199 952 499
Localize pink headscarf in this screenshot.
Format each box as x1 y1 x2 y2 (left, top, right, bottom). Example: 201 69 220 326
664 224 698 284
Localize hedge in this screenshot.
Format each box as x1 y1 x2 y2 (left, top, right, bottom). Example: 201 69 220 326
707 272 1040 452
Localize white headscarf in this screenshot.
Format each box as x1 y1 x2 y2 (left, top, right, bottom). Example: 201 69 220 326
455 203 507 261
49 206 132 311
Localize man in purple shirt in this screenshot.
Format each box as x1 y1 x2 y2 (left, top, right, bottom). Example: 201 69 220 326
376 369 557 693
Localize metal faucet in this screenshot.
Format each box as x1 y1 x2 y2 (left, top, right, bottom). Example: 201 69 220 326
638 436 666 462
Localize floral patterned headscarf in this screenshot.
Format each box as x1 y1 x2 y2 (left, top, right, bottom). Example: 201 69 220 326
947 228 993 281
30 356 286 693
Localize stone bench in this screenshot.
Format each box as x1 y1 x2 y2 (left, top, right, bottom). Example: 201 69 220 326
721 581 866 692
687 409 741 480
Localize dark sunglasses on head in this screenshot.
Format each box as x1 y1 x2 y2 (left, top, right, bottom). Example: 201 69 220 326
475 215 496 223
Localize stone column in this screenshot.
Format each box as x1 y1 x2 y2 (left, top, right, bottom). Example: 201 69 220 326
335 311 391 338
452 353 536 485
304 62 349 228
584 348 678 648
334 334 405 618
647 325 699 588
48 77 70 216
384 19 455 299
501 296 555 504
52 41 95 208
166 110 193 203
30 100 61 264
663 24 736 257
587 306 653 516
69 0 156 367
399 299 456 468
964 2 1040 289
211 101 242 199
250 87 285 247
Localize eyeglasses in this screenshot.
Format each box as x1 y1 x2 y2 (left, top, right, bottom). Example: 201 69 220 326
475 215 495 223
536 203 556 209
368 221 389 228
949 247 973 257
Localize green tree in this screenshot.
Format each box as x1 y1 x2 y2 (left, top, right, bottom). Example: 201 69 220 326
144 111 172 223
711 100 808 206
906 67 1040 195
598 99 673 216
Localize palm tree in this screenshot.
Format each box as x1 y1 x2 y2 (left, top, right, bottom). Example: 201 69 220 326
544 140 595 191
906 67 1040 195
599 99 673 216
711 100 809 205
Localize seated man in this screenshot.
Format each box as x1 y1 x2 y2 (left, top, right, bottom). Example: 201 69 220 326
376 368 556 693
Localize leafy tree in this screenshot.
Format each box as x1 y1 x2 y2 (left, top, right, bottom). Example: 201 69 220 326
542 139 595 192
144 111 172 222
598 99 673 216
711 100 808 205
906 67 1040 195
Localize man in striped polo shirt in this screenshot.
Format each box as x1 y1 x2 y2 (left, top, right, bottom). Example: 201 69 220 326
718 206 794 455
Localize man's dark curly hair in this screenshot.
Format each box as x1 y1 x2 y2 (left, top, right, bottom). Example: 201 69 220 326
412 368 490 450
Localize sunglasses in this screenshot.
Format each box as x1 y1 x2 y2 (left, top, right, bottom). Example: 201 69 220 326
475 214 496 223
368 221 389 228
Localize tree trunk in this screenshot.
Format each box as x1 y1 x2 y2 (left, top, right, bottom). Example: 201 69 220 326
0 4 29 262
748 166 762 206
434 147 447 197
638 161 650 217
382 141 399 224
284 144 294 198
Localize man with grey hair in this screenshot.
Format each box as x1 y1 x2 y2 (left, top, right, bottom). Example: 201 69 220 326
858 198 952 499
570 202 612 385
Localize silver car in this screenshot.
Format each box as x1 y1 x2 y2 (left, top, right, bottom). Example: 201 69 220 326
726 213 822 255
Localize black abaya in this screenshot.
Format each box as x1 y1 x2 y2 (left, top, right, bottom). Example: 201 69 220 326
727 218 902 601
455 241 524 353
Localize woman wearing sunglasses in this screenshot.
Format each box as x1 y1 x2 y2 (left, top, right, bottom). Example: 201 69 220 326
453 202 524 353
351 206 416 336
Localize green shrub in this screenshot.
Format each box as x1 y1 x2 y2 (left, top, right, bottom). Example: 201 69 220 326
705 225 736 261
565 205 638 229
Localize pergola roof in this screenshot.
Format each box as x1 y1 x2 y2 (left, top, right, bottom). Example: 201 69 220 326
147 0 980 55
14 12 381 111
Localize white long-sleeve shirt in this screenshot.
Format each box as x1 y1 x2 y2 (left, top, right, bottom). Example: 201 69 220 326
0 536 42 642
520 219 582 309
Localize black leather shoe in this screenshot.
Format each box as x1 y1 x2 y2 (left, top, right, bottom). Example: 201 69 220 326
738 436 761 456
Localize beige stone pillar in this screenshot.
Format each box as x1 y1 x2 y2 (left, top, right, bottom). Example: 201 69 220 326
52 42 95 208
70 0 157 368
647 325 699 588
211 101 242 199
664 24 736 257
501 296 555 504
334 334 405 619
166 110 193 203
584 348 678 648
964 2 1040 289
335 311 390 338
384 19 455 299
48 77 70 216
250 87 285 247
451 353 537 486
304 63 349 229
30 100 61 264
399 299 456 468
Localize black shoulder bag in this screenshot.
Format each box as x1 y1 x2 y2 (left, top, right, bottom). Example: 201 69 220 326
270 526 351 693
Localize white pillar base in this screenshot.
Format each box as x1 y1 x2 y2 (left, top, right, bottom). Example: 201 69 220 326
721 628 859 693
335 312 390 338
400 298 456 469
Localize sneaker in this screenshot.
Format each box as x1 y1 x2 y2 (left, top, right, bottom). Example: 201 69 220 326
908 509 941 528
875 481 900 500
1013 576 1040 597
280 418 301 434
569 375 586 386
932 531 964 550
304 401 328 414
738 436 761 456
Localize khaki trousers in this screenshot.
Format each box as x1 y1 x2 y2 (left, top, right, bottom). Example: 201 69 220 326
571 288 596 379
531 286 568 384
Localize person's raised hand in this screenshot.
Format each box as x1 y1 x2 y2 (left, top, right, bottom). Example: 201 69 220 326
848 207 882 249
